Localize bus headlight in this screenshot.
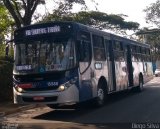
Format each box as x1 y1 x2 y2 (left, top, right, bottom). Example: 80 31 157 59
58 85 65 91
58 82 71 91
15 86 24 93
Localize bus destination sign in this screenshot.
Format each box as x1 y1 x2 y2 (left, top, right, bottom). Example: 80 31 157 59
25 26 61 36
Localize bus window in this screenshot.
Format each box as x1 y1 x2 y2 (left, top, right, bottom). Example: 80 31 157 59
113 41 121 51
93 35 106 61
132 45 137 53
120 42 124 51
78 31 92 73
78 31 91 62
79 40 91 62
105 39 110 58
141 48 146 54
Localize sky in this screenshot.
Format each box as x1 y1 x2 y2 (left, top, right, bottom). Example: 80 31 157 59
85 0 157 28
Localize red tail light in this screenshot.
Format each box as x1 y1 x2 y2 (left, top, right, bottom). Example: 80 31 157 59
17 83 32 89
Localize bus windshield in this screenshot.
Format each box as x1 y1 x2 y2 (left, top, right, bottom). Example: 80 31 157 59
14 38 76 74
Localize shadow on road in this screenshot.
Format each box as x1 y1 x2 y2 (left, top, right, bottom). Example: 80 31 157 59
32 78 160 126
12 78 160 128
33 90 140 123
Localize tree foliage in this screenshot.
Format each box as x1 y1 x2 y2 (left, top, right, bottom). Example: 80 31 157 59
144 0 160 27
1 0 139 33
0 4 14 43
1 0 88 29
137 28 160 61
146 33 160 61
143 0 160 61
0 60 13 101
1 0 46 28
42 11 139 34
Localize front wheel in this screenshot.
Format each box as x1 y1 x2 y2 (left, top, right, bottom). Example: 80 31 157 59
47 104 59 109
94 86 106 107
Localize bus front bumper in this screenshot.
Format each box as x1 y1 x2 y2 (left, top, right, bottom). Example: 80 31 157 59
13 84 79 105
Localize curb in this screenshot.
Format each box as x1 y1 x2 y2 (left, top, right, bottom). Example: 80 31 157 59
0 104 44 117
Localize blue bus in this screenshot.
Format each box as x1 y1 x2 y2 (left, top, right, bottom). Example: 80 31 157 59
13 21 153 107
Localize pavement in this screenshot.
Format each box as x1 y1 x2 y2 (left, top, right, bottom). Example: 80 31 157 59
0 101 42 117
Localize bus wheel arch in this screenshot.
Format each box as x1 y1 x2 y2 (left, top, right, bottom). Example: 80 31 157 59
94 76 108 107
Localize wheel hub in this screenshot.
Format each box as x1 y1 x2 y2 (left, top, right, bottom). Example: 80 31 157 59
98 88 104 100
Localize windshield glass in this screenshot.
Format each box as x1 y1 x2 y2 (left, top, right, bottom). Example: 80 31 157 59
14 38 76 74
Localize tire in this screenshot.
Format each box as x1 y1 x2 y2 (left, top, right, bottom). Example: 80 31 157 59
136 75 144 92
94 84 107 107
47 104 59 109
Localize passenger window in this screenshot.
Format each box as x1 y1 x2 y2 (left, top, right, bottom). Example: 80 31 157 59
78 31 92 74
79 40 91 62
93 35 106 61
105 39 110 57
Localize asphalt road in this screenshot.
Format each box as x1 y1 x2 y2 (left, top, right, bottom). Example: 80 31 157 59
1 77 160 129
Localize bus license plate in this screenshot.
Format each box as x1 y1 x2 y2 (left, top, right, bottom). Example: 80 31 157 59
33 96 44 101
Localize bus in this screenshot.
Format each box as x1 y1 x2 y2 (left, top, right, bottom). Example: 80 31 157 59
13 21 153 107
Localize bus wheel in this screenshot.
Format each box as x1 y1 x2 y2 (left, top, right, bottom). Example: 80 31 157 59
47 104 59 109
94 85 106 107
136 75 144 92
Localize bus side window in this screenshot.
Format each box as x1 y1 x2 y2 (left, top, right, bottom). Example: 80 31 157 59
105 39 111 61
78 31 91 62
78 40 91 62
93 35 106 61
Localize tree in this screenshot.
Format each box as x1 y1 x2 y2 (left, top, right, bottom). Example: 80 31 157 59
139 0 160 61
144 0 160 27
146 33 160 61
1 0 46 28
42 11 139 34
1 0 88 29
136 28 160 61
0 3 14 43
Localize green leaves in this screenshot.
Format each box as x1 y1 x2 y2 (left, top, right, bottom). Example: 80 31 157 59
1 0 140 37
146 33 160 61
42 11 139 32
137 28 160 61
2 0 88 28
2 0 46 28
144 0 160 27
142 0 160 60
0 4 14 43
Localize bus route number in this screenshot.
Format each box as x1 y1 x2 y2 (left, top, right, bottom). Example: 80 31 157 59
47 82 58 87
